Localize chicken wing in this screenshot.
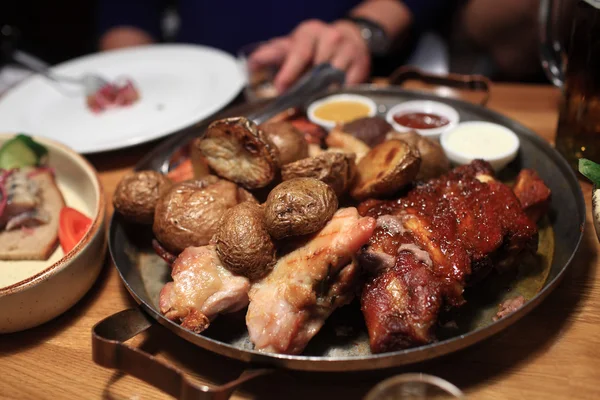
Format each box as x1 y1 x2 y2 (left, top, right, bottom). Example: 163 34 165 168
246 207 376 354
159 245 250 333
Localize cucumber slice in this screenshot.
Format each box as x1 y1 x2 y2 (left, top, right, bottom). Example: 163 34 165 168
580 158 600 186
0 134 48 169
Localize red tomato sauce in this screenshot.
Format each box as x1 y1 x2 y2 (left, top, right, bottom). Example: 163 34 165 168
393 112 449 129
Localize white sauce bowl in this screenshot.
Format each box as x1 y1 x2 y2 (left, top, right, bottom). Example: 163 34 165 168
386 100 459 140
307 94 377 130
440 121 520 171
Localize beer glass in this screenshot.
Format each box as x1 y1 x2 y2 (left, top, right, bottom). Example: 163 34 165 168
364 374 464 400
540 0 600 169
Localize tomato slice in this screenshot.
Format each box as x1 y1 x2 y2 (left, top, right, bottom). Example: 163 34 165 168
58 207 92 254
167 159 194 182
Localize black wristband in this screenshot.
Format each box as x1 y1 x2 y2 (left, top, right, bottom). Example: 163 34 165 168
343 16 391 56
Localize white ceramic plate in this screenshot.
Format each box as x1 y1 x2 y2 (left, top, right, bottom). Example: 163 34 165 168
0 134 106 332
0 45 244 154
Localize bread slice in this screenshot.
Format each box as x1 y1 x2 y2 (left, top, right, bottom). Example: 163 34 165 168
0 172 66 260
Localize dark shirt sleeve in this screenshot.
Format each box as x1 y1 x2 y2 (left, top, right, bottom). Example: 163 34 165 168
401 0 451 29
97 0 165 40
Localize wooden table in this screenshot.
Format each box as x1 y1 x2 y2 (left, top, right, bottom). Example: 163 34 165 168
1 83 599 400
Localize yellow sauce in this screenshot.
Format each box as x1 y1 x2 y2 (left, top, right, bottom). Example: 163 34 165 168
313 100 372 123
446 124 517 157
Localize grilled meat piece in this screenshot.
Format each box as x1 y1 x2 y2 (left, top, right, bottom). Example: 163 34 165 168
513 169 551 223
493 295 526 321
159 245 251 333
358 160 543 353
246 207 376 354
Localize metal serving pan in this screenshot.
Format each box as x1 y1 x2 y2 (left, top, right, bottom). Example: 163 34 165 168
93 85 585 399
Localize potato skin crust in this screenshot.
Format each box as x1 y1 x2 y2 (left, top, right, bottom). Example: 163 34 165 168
281 152 356 197
260 121 309 165
387 131 450 180
216 202 276 281
113 170 172 224
264 178 338 240
350 139 421 201
199 117 280 189
153 176 256 253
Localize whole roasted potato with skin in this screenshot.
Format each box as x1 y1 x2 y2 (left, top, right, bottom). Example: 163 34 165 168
260 121 309 165
351 139 421 201
215 202 276 281
198 117 280 189
387 131 450 180
153 175 257 253
264 178 338 240
113 171 172 224
342 117 392 147
281 152 356 197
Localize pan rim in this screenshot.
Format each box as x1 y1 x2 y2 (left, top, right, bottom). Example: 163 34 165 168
109 86 585 371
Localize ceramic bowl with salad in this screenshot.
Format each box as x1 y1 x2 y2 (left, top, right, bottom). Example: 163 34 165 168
0 134 106 333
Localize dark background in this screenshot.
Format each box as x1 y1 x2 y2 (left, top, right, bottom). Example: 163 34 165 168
0 0 551 82
1 0 97 65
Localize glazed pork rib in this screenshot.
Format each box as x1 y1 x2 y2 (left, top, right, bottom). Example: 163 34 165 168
358 160 549 353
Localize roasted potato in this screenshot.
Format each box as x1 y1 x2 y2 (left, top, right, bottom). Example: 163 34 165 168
387 131 450 180
342 117 392 147
281 152 356 197
264 178 338 240
215 202 276 281
153 176 257 253
113 171 172 224
198 117 280 189
350 139 421 201
260 121 309 165
326 128 371 162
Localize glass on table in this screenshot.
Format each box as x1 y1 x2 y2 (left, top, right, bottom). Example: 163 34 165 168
364 374 465 400
238 41 281 102
540 0 600 170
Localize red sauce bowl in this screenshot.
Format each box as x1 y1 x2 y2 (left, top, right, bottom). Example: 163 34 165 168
386 100 459 140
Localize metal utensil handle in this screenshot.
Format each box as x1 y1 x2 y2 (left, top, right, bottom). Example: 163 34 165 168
389 66 491 106
12 50 82 85
247 63 345 125
92 308 273 400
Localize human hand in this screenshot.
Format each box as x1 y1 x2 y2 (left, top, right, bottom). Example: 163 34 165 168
100 27 154 51
249 19 371 93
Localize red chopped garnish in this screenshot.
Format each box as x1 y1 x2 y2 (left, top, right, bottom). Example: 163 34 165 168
87 78 140 114
167 159 194 182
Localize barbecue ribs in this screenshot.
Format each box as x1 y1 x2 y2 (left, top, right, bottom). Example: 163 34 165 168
358 160 549 353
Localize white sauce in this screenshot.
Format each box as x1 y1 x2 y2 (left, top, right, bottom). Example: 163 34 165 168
445 123 517 158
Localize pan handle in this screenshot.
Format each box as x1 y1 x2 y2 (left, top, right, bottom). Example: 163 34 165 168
92 308 273 400
388 67 491 106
